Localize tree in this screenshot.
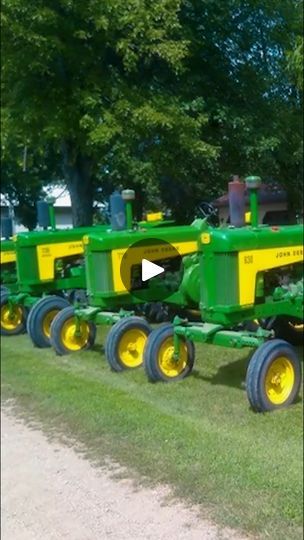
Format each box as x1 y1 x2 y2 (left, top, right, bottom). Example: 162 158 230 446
2 0 217 225
287 0 303 91
1 127 62 229
2 1 302 223
177 0 303 207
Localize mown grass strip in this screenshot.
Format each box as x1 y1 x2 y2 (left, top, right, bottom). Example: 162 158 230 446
1 334 303 539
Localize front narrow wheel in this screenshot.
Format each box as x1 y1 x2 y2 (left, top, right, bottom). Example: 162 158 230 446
105 316 151 372
246 339 302 412
144 324 195 382
0 293 27 336
50 306 96 355
27 295 70 348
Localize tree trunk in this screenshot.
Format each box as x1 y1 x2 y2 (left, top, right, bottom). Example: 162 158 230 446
61 142 94 227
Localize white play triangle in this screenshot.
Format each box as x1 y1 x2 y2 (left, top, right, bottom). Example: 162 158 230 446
142 258 165 282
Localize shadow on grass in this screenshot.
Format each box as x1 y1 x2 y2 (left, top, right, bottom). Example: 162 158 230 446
193 345 303 394
192 354 250 390
91 344 105 355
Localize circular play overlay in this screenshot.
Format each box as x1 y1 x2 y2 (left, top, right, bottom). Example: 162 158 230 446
119 238 183 302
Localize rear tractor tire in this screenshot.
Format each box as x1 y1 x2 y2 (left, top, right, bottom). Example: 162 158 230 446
246 339 302 412
50 306 96 356
105 316 151 372
27 295 70 348
272 316 303 346
0 292 28 336
143 324 195 382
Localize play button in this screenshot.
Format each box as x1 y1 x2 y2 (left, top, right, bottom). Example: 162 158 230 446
118 237 185 302
142 259 165 282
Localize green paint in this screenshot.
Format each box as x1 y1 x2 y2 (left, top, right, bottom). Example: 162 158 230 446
172 214 303 362
4 201 192 318
245 176 262 228
0 238 18 292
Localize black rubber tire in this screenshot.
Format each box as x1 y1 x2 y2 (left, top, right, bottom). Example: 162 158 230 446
27 295 70 348
50 306 96 356
143 323 195 382
26 303 36 336
246 339 302 412
0 292 28 336
272 316 303 346
105 316 152 372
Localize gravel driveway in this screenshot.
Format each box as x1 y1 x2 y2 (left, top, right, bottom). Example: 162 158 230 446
1 408 247 540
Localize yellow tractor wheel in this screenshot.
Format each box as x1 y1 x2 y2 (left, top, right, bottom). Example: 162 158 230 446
0 293 27 336
246 339 301 412
27 295 70 348
105 316 151 371
50 306 96 355
144 324 195 382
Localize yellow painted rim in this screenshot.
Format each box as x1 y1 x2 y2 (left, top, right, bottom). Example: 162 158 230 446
42 309 59 338
265 356 295 405
288 321 304 333
118 328 147 368
1 304 23 331
157 336 188 378
61 318 90 351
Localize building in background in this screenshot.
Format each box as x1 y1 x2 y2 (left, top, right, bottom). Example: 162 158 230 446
212 182 295 225
1 185 105 233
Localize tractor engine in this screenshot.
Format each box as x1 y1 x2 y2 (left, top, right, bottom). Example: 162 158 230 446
197 176 303 326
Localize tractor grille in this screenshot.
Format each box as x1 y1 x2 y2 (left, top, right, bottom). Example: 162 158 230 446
201 252 239 307
85 251 113 295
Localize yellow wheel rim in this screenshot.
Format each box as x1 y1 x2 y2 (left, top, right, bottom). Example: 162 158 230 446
288 322 304 332
118 328 147 368
265 356 295 405
61 318 90 351
1 304 23 331
42 309 59 338
157 337 188 378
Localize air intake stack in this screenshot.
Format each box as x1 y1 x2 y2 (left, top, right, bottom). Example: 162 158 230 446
245 176 262 228
37 197 56 231
1 217 13 239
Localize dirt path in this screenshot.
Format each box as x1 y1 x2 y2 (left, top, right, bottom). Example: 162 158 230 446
1 408 247 540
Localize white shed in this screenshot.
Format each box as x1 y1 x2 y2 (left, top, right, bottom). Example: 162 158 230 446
1 184 105 233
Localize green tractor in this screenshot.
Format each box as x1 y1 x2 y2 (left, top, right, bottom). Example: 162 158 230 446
0 203 106 341
1 218 18 295
50 190 204 369
0 192 177 345
143 176 303 412
1 238 17 295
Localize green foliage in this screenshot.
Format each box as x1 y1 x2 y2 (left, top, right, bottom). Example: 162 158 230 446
287 37 303 91
1 130 61 229
178 0 303 205
286 1 303 91
1 0 303 223
2 0 220 224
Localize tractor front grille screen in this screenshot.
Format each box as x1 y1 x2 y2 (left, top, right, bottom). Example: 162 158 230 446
86 251 113 294
214 252 239 305
201 252 239 307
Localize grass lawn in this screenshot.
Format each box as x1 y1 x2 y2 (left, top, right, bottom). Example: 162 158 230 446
1 330 303 540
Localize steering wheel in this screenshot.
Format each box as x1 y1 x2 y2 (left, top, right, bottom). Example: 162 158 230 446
196 202 217 219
